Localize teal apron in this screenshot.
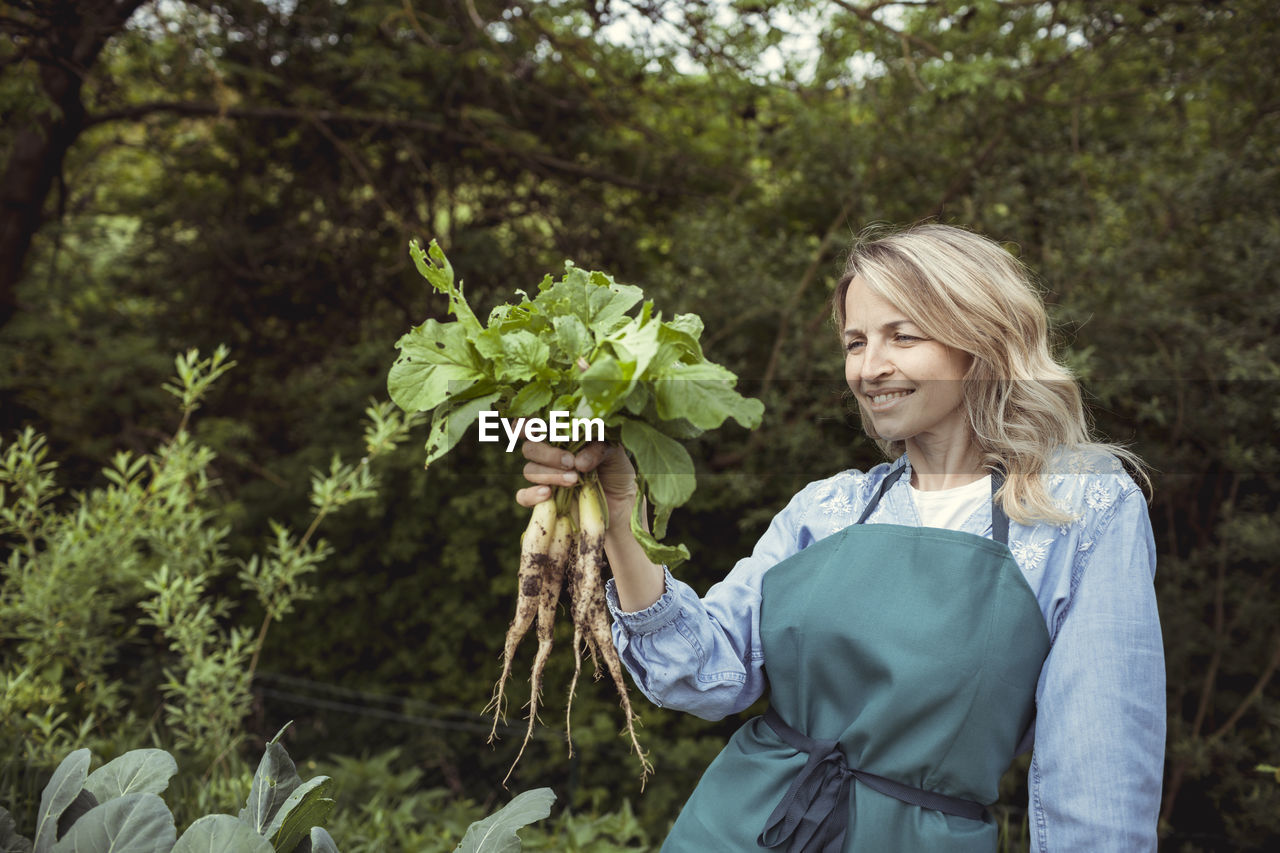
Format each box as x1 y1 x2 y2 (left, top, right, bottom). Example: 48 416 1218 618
661 466 1051 852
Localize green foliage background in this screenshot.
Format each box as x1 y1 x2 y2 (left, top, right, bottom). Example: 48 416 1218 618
1 0 1277 850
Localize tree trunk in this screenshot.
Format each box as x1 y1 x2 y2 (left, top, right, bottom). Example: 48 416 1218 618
0 0 147 328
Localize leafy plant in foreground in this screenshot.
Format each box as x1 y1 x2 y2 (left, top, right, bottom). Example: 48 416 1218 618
0 734 560 853
455 789 554 853
0 726 339 853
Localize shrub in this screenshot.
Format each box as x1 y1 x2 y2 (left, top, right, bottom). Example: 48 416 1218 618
0 347 416 827
0 726 339 853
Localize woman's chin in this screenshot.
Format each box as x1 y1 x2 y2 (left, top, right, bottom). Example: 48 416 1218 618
864 418 908 443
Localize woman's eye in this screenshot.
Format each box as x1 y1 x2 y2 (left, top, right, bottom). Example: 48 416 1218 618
896 334 921 343
844 340 864 352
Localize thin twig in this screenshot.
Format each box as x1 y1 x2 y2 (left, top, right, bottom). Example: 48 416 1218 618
761 195 857 390
464 0 488 33
309 116 417 233
1161 473 1239 823
1208 633 1280 742
829 0 944 59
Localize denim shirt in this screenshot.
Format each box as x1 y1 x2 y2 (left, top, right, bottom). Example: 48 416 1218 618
605 449 1165 852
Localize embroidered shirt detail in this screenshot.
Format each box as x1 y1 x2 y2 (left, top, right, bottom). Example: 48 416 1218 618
1011 538 1053 572
819 486 854 518
1085 481 1115 512
1066 453 1102 475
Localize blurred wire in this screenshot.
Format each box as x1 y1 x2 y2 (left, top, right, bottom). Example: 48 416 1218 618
253 670 555 740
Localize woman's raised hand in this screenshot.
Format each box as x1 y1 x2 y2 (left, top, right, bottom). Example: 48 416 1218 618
519 436 664 613
517 440 639 517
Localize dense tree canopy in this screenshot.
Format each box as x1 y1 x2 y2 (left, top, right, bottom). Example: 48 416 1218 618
2 0 1278 849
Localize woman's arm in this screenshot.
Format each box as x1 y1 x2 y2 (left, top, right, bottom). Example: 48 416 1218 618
1029 484 1165 852
605 482 819 721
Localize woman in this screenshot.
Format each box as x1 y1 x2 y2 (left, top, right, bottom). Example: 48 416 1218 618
517 223 1165 851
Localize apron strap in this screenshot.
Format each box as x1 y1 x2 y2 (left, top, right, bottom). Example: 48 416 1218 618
989 469 1009 546
757 708 986 852
857 463 1009 547
854 464 905 525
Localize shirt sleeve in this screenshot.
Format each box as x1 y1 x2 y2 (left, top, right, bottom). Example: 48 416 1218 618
1029 485 1165 851
604 482 820 721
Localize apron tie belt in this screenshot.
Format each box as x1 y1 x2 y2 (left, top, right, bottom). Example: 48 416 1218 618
757 707 987 852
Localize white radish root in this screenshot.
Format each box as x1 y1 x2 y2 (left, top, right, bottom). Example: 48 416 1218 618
486 497 557 743
567 481 653 784
488 480 652 786
502 514 573 786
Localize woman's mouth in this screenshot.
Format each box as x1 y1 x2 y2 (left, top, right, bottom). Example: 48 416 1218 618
865 389 913 411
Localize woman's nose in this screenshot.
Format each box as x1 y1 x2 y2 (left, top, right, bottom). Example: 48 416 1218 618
860 341 893 382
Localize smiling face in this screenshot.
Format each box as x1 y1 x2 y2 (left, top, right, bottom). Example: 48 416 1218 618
843 275 974 449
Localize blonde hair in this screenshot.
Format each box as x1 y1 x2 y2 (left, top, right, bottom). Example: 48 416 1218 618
833 222 1149 526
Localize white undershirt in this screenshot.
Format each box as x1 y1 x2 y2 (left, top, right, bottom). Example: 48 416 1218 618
908 474 992 531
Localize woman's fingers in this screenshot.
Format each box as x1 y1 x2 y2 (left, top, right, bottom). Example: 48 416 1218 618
516 485 553 508
515 439 635 507
521 439 610 474
521 438 575 469
517 441 581 510
523 458 581 487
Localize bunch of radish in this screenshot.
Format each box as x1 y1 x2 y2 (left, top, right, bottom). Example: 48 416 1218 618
387 240 763 783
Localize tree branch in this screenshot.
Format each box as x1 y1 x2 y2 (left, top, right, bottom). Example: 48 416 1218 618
707 194 856 471
83 101 675 194
927 128 1008 217
1192 477 1238 739
762 194 857 391
1208 632 1280 742
308 116 422 234
1161 474 1238 824
829 0 944 59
